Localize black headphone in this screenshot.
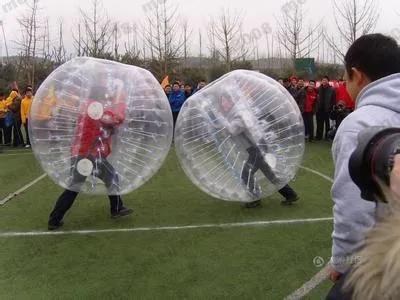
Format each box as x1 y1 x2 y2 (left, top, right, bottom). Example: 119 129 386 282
349 126 400 203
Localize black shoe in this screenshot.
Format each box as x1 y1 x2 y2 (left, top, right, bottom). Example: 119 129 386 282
281 196 299 206
111 207 133 219
48 220 64 231
241 200 262 209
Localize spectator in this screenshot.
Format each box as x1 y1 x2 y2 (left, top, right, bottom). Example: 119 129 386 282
193 79 207 94
278 78 284 86
294 78 306 106
336 78 355 112
0 90 8 146
328 101 351 140
198 79 206 90
297 80 318 142
327 33 400 286
286 77 298 98
297 78 305 89
184 84 193 98
21 86 34 148
169 81 186 127
327 154 400 300
164 86 171 98
316 76 336 140
6 89 24 147
283 78 291 90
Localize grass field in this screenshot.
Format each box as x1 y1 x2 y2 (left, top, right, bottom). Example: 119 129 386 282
0 142 336 299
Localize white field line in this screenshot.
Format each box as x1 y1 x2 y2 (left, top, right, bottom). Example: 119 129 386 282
300 166 334 183
0 217 334 238
284 264 331 300
0 164 336 296
285 167 334 299
0 174 47 206
0 153 33 157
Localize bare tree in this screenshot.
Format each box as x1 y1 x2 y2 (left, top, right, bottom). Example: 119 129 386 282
123 23 141 58
73 24 83 56
207 8 248 71
207 21 218 63
113 23 119 59
15 0 42 86
120 23 142 65
41 18 49 60
181 18 193 68
73 0 114 57
51 19 67 65
276 2 322 65
199 29 203 65
325 0 379 59
142 1 184 78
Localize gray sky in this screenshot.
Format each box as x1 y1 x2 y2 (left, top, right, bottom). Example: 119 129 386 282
0 0 398 57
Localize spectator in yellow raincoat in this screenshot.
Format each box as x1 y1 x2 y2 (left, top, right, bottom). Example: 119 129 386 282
6 89 24 147
0 90 11 145
21 86 34 148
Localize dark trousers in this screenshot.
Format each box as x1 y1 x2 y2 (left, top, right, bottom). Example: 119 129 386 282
316 111 330 140
172 111 179 140
24 120 30 146
49 156 125 225
303 112 315 140
12 119 24 146
326 271 353 300
3 122 11 145
172 111 179 127
241 146 297 200
0 118 4 144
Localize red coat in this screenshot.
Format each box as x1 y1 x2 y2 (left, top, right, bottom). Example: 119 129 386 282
72 99 126 158
304 89 318 113
336 83 355 110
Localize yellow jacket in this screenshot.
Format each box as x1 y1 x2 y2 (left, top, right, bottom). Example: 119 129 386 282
6 90 20 107
35 86 57 121
0 100 7 118
21 96 33 124
36 95 56 120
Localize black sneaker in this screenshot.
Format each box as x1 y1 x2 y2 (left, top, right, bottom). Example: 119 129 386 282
281 196 299 206
48 220 64 231
241 200 262 209
111 207 133 219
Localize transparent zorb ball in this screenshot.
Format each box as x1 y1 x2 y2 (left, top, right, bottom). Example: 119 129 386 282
175 70 305 202
29 57 173 195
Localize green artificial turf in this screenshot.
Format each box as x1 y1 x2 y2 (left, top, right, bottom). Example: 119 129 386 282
0 141 336 299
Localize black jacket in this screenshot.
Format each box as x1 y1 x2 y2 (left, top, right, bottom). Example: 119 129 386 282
317 85 336 113
329 107 351 128
286 85 298 99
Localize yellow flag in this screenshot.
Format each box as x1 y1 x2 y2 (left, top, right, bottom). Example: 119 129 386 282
161 75 169 89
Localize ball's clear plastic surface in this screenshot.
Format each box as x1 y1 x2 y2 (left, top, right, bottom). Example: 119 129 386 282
29 57 173 195
175 70 305 202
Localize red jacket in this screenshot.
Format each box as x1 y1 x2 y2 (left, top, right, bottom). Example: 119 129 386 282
304 89 318 113
336 83 354 110
72 99 126 158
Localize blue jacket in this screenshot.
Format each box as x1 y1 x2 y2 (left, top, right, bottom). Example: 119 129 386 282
169 90 186 113
330 73 400 273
